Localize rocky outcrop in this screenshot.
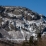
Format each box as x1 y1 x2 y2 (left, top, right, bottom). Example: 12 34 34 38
0 6 46 42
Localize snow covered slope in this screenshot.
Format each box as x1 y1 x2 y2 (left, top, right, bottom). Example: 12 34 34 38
0 6 46 42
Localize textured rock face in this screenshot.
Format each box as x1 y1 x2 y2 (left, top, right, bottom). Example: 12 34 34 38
0 6 46 42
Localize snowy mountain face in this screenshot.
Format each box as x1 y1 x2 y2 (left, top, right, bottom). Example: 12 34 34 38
0 6 46 42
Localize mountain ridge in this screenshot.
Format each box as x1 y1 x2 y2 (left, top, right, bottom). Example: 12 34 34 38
0 6 46 43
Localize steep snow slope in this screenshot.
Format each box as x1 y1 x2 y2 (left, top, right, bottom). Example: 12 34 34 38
0 6 46 42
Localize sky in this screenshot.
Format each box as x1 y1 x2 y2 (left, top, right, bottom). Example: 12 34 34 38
0 0 46 16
